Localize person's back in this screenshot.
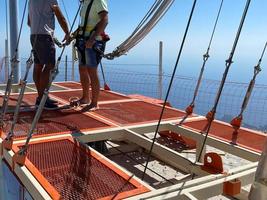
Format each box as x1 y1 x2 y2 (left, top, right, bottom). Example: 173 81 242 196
28 0 57 35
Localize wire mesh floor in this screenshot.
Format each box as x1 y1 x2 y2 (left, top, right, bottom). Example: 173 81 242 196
13 138 149 199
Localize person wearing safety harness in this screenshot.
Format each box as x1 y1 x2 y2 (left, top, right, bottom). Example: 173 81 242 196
28 0 70 109
73 0 109 110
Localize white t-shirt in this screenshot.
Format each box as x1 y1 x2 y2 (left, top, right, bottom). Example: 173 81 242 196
79 0 108 37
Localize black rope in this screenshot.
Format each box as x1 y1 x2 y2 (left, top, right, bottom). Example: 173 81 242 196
99 61 107 86
14 0 28 57
179 0 224 125
195 0 252 172
141 0 198 181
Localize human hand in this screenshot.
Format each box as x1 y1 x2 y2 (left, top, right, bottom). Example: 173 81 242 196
62 33 71 45
85 38 95 48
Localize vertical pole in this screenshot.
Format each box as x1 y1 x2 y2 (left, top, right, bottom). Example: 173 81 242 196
5 0 9 83
158 41 163 99
249 137 267 199
9 0 20 83
5 39 9 83
71 42 75 81
65 55 68 81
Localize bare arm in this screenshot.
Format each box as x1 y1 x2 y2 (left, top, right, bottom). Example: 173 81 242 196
92 11 109 39
51 5 69 36
86 11 108 48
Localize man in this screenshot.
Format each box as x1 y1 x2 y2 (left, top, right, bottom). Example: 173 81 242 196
75 0 109 111
28 0 69 109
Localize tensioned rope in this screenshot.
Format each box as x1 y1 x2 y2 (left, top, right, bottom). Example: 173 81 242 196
13 1 83 159
0 0 28 130
194 0 252 176
178 0 224 125
230 41 267 144
104 0 174 60
141 0 198 181
3 54 34 145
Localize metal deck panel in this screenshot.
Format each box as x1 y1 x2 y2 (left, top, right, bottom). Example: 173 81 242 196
12 137 149 199
93 101 185 125
184 119 266 153
53 82 82 89
51 90 130 103
0 93 37 108
2 109 111 139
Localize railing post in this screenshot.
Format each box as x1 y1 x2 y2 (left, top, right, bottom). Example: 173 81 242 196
9 0 20 83
71 42 76 81
5 39 9 83
249 136 267 199
65 55 68 81
158 41 163 100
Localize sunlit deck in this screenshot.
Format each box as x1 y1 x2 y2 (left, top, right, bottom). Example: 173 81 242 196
0 81 265 199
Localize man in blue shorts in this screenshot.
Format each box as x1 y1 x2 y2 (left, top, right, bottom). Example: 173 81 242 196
28 0 69 109
75 0 109 111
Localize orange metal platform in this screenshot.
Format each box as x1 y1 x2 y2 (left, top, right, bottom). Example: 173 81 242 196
1 81 266 199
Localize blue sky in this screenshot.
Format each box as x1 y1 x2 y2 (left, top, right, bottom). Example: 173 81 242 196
1 0 267 83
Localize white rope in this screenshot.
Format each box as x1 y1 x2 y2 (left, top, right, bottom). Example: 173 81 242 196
105 0 174 59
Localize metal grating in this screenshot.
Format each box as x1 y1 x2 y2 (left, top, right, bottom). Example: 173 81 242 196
0 93 37 109
51 90 130 103
24 139 137 199
3 109 110 139
184 119 265 152
54 82 82 89
94 101 185 125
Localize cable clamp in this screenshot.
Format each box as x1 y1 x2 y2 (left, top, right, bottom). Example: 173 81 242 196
185 104 194 115
206 110 215 122
230 116 242 129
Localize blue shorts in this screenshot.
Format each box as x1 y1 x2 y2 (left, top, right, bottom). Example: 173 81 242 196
77 40 105 67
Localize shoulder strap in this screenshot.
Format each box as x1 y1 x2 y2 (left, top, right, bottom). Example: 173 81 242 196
82 0 94 37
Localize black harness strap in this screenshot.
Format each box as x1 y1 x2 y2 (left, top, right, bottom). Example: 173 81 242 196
81 0 94 37
78 0 94 64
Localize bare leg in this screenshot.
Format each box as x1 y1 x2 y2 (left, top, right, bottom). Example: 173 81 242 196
79 65 90 104
39 64 54 98
88 67 99 106
33 64 43 98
